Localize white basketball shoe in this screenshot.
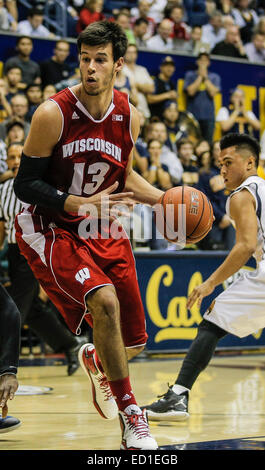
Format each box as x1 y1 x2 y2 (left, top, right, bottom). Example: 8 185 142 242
78 343 118 420
119 404 158 450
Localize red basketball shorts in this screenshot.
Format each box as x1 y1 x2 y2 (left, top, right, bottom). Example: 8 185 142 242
15 212 147 348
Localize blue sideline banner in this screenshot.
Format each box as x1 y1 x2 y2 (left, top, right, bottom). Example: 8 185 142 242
135 251 265 352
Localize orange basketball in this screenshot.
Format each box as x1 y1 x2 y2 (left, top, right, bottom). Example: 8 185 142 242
155 186 214 245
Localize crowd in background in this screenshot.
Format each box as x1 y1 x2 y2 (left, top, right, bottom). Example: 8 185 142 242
0 0 265 254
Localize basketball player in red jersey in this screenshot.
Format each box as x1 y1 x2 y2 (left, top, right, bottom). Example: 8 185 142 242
14 21 164 450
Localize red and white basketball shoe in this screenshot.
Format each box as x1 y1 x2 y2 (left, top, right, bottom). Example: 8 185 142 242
78 343 118 420
119 405 158 450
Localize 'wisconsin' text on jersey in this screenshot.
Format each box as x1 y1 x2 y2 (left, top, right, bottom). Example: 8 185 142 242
62 137 122 162
22 86 134 230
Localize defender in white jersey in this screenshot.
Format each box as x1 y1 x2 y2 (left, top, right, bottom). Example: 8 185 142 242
142 133 264 421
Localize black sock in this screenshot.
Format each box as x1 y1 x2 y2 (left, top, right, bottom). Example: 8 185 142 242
176 319 228 390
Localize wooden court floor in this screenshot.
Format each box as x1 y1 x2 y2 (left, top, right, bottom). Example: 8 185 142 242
1 353 265 451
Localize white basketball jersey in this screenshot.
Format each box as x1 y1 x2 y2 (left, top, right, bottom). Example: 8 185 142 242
226 175 265 264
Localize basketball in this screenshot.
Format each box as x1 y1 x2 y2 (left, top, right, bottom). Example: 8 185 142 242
155 186 214 245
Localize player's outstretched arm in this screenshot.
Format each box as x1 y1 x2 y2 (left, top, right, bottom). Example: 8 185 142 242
187 189 257 310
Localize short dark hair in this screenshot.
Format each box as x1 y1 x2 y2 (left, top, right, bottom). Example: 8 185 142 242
5 64 23 74
147 138 162 149
26 83 42 92
220 133 260 167
134 17 148 27
77 20 128 62
16 35 32 45
7 141 24 152
28 7 44 17
177 138 194 151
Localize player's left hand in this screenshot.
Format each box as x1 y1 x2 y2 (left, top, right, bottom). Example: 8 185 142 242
0 374 19 418
187 280 215 310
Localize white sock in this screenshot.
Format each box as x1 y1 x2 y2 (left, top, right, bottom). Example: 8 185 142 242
172 384 190 395
124 404 141 415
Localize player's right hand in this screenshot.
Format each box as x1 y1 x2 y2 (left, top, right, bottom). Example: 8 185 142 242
64 181 135 220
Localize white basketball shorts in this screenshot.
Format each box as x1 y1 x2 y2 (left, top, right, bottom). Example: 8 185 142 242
203 261 265 338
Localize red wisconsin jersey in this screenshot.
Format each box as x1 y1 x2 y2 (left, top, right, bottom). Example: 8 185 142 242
30 87 134 231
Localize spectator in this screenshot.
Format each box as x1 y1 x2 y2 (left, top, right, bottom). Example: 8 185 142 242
184 49 221 142
76 0 105 34
205 0 217 17
3 66 23 102
184 0 208 26
232 0 259 43
162 100 187 151
211 24 248 58
182 25 211 55
0 79 12 122
244 31 265 63
201 11 226 50
115 12 136 45
133 111 149 176
163 99 202 148
131 0 156 40
143 136 172 251
0 0 17 31
0 93 30 140
197 140 235 250
4 0 18 21
144 138 172 190
147 55 178 120
195 138 211 160
132 17 149 47
114 69 138 107
5 117 25 146
146 18 174 51
217 0 234 15
25 83 43 121
147 0 168 24
40 40 76 88
148 121 183 184
168 4 191 45
17 7 55 39
177 138 199 186
43 84 57 101
123 43 154 119
222 14 235 29
216 87 261 136
4 36 41 88
255 15 265 35
0 117 26 181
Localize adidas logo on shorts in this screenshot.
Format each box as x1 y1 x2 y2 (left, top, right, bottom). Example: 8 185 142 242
72 111 80 119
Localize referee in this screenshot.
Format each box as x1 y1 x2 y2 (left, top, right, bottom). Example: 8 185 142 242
0 142 87 375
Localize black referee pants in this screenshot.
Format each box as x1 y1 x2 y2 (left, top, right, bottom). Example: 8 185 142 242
6 244 78 353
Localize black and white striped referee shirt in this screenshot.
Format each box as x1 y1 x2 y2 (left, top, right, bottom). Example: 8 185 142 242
0 177 22 244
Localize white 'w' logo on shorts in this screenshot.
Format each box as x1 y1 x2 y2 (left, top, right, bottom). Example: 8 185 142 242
75 268 90 284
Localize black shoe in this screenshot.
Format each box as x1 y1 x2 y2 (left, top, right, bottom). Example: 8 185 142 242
141 386 189 421
65 336 87 376
0 416 21 433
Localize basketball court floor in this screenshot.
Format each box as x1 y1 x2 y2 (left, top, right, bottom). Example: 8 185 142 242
1 351 265 452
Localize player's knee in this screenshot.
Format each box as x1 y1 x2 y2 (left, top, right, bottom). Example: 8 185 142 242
126 345 145 360
86 286 119 323
199 319 227 339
